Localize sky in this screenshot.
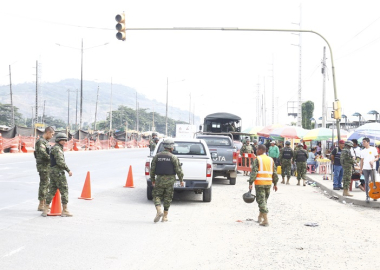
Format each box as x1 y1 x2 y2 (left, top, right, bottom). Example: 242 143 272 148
1 0 380 129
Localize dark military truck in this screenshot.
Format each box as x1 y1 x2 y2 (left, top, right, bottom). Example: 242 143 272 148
195 134 238 185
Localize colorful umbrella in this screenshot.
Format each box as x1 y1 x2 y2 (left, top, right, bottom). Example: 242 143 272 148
257 124 284 138
353 123 380 140
242 126 264 135
303 128 348 141
269 126 308 140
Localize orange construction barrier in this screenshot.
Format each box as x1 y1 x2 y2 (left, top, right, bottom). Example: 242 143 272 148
10 143 19 153
79 171 93 200
124 165 135 188
48 190 62 216
21 142 35 153
0 134 3 154
115 141 124 149
237 153 256 172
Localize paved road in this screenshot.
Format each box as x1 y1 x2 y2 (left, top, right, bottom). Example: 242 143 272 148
1 150 380 269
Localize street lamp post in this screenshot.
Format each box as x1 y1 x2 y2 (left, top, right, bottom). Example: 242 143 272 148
123 27 341 140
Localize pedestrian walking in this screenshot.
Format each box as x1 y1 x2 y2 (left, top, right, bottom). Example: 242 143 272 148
150 138 184 222
331 140 345 190
279 141 293 185
240 137 254 175
359 138 379 202
149 132 158 156
34 126 55 211
268 141 279 164
293 144 308 186
42 133 73 217
248 144 278 227
340 140 354 197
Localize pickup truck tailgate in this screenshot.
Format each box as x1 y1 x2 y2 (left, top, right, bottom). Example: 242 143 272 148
178 157 208 180
208 147 234 164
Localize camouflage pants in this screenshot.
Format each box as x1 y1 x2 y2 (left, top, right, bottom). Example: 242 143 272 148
255 185 271 213
342 166 352 189
153 178 175 211
45 168 69 205
37 164 50 201
296 162 307 180
281 159 292 178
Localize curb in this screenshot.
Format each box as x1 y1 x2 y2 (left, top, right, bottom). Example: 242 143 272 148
306 175 380 208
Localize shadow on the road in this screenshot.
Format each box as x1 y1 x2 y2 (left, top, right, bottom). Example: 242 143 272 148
212 177 230 185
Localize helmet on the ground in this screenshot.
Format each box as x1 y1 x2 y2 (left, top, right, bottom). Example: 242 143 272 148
285 141 291 145
243 190 256 203
55 133 68 142
152 132 157 136
163 138 175 149
345 140 354 147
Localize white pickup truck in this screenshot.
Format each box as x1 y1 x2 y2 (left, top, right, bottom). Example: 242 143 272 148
145 138 213 202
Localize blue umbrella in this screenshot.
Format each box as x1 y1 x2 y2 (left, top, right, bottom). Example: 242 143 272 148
354 123 380 140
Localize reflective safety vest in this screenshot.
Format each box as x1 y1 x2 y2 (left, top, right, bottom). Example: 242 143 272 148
255 155 274 185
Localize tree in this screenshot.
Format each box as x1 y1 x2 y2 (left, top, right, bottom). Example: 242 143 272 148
302 101 314 129
0 103 24 127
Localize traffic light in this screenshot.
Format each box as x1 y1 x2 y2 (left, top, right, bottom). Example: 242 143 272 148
332 100 342 120
115 13 126 41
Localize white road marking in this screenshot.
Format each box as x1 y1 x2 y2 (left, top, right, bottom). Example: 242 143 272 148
0 200 34 211
3 246 25 258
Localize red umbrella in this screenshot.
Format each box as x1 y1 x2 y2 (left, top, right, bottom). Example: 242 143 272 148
257 124 284 137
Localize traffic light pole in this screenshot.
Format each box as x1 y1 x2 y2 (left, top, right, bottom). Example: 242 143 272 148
123 26 341 140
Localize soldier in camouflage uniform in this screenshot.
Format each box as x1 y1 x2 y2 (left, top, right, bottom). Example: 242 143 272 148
293 144 308 186
42 133 73 217
279 141 293 185
240 138 254 175
341 140 354 197
248 144 278 227
149 132 158 156
150 138 184 223
34 126 55 211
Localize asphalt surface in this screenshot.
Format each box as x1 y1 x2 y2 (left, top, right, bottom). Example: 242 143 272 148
1 150 380 269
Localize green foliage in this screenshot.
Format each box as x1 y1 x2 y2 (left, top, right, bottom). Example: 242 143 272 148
25 115 67 129
0 103 24 126
302 101 314 129
97 105 187 136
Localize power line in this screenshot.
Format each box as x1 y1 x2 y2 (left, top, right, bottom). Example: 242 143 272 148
336 34 380 60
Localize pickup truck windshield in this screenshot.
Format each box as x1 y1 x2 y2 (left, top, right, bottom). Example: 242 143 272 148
157 142 206 155
200 137 231 146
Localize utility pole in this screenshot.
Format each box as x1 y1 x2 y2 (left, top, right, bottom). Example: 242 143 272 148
109 78 113 135
256 78 260 126
263 77 266 126
276 97 279 123
189 92 191 124
80 39 83 130
135 91 138 130
75 89 78 130
271 57 275 124
42 100 46 125
9 65 14 127
67 89 70 128
152 106 155 131
94 85 99 130
35 60 38 125
137 102 140 132
165 77 168 136
296 5 303 127
321 46 327 156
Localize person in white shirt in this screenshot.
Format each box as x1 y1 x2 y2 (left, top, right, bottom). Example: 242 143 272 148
359 138 379 202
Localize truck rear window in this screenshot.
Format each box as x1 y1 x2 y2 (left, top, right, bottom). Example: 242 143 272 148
157 142 206 155
201 137 231 146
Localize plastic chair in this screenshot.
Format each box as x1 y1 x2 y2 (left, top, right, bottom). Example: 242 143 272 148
307 164 315 173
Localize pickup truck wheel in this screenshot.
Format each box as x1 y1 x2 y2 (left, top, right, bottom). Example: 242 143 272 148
203 187 212 202
147 186 153 200
230 177 236 185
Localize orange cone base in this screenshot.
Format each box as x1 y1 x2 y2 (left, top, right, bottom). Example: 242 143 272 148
123 185 135 188
47 212 62 216
78 197 93 200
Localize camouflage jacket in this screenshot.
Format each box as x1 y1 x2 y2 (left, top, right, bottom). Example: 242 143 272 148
50 143 70 172
150 150 184 183
35 137 51 165
279 147 293 163
149 139 157 152
248 156 279 186
340 147 354 168
240 144 254 154
293 148 308 162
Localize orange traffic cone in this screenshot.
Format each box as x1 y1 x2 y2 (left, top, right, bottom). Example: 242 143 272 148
48 190 62 216
79 171 93 200
124 165 135 188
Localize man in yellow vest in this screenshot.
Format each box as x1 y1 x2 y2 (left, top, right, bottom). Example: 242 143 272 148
248 144 279 226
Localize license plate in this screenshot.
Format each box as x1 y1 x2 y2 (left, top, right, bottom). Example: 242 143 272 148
174 181 185 188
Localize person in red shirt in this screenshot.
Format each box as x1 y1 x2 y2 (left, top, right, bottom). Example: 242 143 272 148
300 139 307 150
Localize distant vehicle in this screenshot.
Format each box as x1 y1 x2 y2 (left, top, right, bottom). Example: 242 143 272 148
202 112 242 134
145 138 213 202
195 134 238 185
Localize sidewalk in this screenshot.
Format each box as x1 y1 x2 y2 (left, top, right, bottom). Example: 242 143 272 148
306 172 380 208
